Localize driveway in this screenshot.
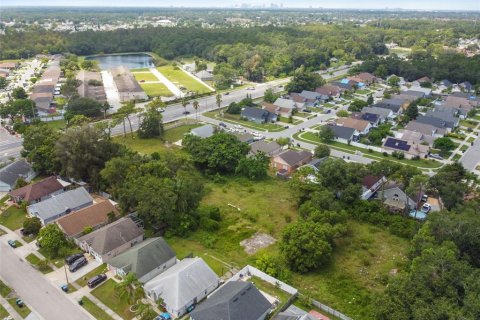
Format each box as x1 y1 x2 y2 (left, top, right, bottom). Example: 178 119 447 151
101 70 121 113
46 255 101 287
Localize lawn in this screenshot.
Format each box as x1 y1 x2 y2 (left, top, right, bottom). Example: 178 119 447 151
0 206 28 231
460 145 469 152
0 280 12 297
132 72 159 82
91 279 135 320
0 304 8 318
278 116 302 125
43 119 67 131
130 67 150 72
75 264 108 287
113 132 183 154
355 89 370 95
467 137 475 143
38 245 81 268
7 298 31 318
452 154 462 161
25 253 53 274
156 65 212 94
163 124 202 143
204 111 285 132
460 119 479 129
140 83 173 97
81 296 113 320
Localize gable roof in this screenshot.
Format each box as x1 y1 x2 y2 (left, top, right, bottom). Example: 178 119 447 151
274 98 300 110
241 107 271 121
77 217 143 255
315 84 341 96
190 281 272 320
327 124 356 140
56 200 118 237
372 102 401 113
425 109 458 127
0 159 33 187
361 106 393 119
275 150 312 166
190 124 215 139
9 176 63 202
249 141 281 156
416 115 453 129
299 90 321 101
261 102 280 114
107 237 175 280
27 187 93 222
336 117 370 132
144 257 219 311
405 121 446 136
362 175 383 189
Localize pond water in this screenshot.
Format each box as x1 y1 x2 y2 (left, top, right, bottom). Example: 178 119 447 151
85 53 154 70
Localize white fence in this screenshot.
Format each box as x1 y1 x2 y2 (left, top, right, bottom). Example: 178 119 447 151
228 265 298 295
39 115 64 122
350 141 385 153
309 297 353 320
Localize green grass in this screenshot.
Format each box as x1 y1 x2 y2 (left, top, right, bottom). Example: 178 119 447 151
322 103 335 108
355 89 370 95
132 72 159 82
140 83 173 97
250 275 291 304
467 137 475 143
7 298 31 318
91 279 135 320
81 296 113 320
0 228 6 236
0 303 8 318
460 120 479 129
163 124 202 143
113 133 182 154
460 145 469 152
25 253 53 274
75 264 108 287
0 280 12 298
0 206 28 231
38 245 81 268
452 154 462 161
130 67 150 72
278 116 302 125
157 65 212 94
43 119 66 131
204 111 285 132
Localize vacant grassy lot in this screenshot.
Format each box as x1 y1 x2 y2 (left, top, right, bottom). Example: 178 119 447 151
81 296 113 320
25 253 53 274
157 66 212 94
204 111 285 132
163 124 202 143
132 72 159 82
43 119 67 131
0 206 27 231
91 279 135 320
75 264 108 287
113 130 187 154
140 83 173 97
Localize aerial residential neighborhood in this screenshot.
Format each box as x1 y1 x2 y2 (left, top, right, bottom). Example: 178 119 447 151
0 2 480 320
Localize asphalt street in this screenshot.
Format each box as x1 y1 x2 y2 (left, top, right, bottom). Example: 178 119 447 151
0 240 91 320
0 128 23 165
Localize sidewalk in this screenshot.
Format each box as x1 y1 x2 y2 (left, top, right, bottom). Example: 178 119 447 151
0 295 21 320
149 68 184 97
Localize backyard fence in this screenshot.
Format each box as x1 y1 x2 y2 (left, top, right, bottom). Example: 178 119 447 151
228 265 298 295
303 294 353 320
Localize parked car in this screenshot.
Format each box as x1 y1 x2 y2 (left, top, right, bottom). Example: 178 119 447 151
182 111 190 115
69 257 88 272
219 122 227 128
421 195 428 202
247 86 255 90
65 253 84 265
421 203 432 213
7 240 17 248
20 228 30 236
15 299 24 307
87 274 107 288
224 92 230 95
429 153 443 160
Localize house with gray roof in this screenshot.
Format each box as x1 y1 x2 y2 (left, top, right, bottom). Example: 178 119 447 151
241 107 277 124
107 237 176 283
361 106 394 121
190 281 272 320
376 185 416 212
416 115 455 132
274 305 318 320
232 132 254 144
0 159 36 192
145 257 219 318
77 217 144 263
194 70 214 81
327 124 356 143
27 187 93 225
405 121 446 137
249 141 283 157
273 98 305 112
425 109 459 128
190 124 215 139
403 87 431 98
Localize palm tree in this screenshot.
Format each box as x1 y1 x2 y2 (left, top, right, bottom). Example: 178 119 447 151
134 301 156 320
118 101 137 138
181 97 188 119
192 100 199 122
115 273 144 305
216 93 222 116
101 102 111 119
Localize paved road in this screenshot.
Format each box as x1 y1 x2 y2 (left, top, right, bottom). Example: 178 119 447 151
0 240 91 320
460 130 480 174
0 128 23 165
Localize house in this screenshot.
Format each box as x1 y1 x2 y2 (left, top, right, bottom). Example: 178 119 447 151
107 237 176 283
416 115 455 132
441 95 478 117
190 281 272 320
438 80 453 91
315 84 341 98
76 217 144 263
372 101 402 114
194 70 214 81
361 175 386 200
76 70 107 102
383 137 429 159
0 69 10 78
8 176 66 204
273 98 305 115
413 76 431 86
331 80 355 91
271 150 313 176
0 62 19 70
356 72 377 85
241 107 277 124
377 184 416 212
459 81 473 92
274 306 318 320
56 200 119 238
190 124 215 139
405 121 446 137
249 141 283 157
111 66 148 101
403 87 431 98
27 187 93 225
261 102 281 116
336 117 372 135
361 106 394 121
144 257 219 318
0 159 36 193
327 124 356 143
299 157 328 173
383 97 410 111
299 90 323 104
232 132 254 144
399 130 435 147
350 112 380 126
425 109 459 128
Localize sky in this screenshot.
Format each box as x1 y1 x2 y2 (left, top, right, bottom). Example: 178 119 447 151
1 0 479 11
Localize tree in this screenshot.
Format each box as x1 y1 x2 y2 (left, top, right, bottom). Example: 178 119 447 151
138 105 163 138
235 152 270 180
22 124 60 174
285 67 325 93
181 98 188 118
67 114 89 127
0 77 7 89
226 102 241 114
101 102 111 119
433 137 455 155
404 103 419 121
367 94 374 105
280 221 334 273
12 87 27 99
264 88 278 103
117 101 137 138
374 64 387 78
216 94 222 111
115 273 144 304
348 99 368 112
38 224 68 257
13 177 29 189
192 100 199 121
319 126 335 143
60 78 80 100
147 97 166 111
387 76 400 87
336 110 349 117
1 99 36 120
314 145 330 158
65 97 102 119
23 217 42 235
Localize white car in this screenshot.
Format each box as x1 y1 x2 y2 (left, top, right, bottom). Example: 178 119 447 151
421 203 431 213
247 87 255 90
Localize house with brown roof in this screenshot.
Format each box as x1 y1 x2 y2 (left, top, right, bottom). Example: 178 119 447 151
271 150 313 177
356 72 377 85
315 84 341 98
0 62 19 70
261 102 280 115
76 217 144 263
336 117 372 135
57 200 119 238
442 95 478 117
8 176 65 204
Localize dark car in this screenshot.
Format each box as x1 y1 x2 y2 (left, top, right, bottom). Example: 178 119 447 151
7 240 17 248
65 253 84 265
224 92 230 95
87 274 107 288
219 122 227 128
69 257 87 272
182 111 191 115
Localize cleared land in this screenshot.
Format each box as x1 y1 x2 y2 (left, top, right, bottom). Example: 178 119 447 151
156 65 212 94
140 83 173 97
132 72 159 82
204 110 285 132
0 206 27 231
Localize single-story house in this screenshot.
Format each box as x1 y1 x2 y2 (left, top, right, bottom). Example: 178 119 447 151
56 200 119 238
271 150 313 176
377 185 416 212
190 124 215 139
241 107 277 124
76 217 144 263
27 187 93 225
459 81 473 92
299 157 328 173
383 97 410 111
194 70 214 81
403 87 431 98
190 281 272 320
336 117 372 135
107 237 176 283
0 159 36 193
299 90 324 104
355 72 377 85
372 101 402 115
441 95 478 117
361 106 394 121
8 176 66 204
0 62 19 70
249 141 283 157
261 102 280 115
383 137 429 159
412 76 431 86
350 112 380 126
425 109 459 128
405 121 446 138
361 175 386 200
327 124 356 143
273 98 305 114
144 257 219 318
416 115 454 132
0 69 10 78
274 305 319 320
232 132 254 144
437 79 453 91
399 130 435 147
315 84 341 98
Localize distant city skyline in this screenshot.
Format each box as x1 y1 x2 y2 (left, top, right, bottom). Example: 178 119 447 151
1 0 480 11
